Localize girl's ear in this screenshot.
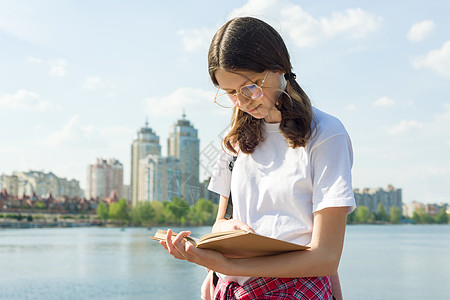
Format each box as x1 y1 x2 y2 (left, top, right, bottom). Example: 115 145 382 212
278 72 287 91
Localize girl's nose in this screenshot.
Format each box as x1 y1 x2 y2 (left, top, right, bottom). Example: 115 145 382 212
235 94 251 107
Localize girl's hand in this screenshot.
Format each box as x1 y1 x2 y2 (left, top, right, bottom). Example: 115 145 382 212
159 229 230 272
212 219 255 233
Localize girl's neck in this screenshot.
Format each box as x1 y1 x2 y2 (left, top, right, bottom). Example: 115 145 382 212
264 109 281 123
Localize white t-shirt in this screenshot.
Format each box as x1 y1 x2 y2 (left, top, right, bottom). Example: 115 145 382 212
207 107 356 285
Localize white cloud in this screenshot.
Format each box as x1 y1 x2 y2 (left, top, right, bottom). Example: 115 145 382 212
179 28 214 52
320 8 381 39
229 0 382 47
144 87 212 116
346 104 356 110
373 96 395 107
0 89 52 110
179 0 382 52
412 40 450 77
83 76 114 90
49 59 67 77
27 57 67 77
388 120 423 135
27 56 42 64
407 20 435 42
45 115 106 148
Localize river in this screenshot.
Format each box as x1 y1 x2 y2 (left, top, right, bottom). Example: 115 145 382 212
0 225 449 299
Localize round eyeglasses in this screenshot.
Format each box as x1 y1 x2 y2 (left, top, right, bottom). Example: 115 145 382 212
213 72 269 108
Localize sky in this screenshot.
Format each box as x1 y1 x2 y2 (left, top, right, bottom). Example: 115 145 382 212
0 0 449 204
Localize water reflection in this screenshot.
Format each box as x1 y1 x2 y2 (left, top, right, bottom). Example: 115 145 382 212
0 227 210 300
1 226 449 300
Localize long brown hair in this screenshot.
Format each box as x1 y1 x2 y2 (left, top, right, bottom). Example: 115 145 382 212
208 17 314 154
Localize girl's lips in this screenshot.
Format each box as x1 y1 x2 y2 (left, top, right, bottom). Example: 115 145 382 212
248 105 260 114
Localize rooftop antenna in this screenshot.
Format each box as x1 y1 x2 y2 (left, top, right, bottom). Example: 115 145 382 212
145 116 149 128
182 108 186 120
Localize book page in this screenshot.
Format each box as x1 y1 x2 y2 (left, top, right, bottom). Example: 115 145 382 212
197 230 248 243
150 229 199 246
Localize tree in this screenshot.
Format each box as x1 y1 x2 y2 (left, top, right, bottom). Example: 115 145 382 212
420 213 435 224
140 202 156 223
130 205 140 225
164 197 189 223
435 208 448 224
389 206 402 224
347 210 356 223
109 199 129 223
412 210 421 224
35 201 45 209
97 202 109 221
150 201 165 225
376 203 388 222
130 202 156 226
413 208 435 224
355 206 371 224
192 198 215 225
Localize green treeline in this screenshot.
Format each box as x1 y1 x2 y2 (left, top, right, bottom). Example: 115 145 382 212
411 207 448 224
97 199 449 227
348 203 449 224
96 198 218 227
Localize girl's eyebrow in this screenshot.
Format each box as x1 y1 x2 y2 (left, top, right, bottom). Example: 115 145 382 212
221 79 252 92
220 73 259 91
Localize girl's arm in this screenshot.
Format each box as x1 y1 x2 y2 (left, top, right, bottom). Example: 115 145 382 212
330 272 343 300
211 195 254 233
162 206 348 278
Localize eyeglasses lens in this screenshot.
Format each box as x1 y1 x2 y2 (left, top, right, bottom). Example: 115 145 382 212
214 83 264 108
241 84 263 100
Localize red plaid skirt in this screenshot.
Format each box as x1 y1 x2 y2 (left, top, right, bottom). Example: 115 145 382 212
214 276 333 300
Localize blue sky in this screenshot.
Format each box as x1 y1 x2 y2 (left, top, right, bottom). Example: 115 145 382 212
0 0 449 204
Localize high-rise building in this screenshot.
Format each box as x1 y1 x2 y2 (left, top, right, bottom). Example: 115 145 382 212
131 121 161 205
168 112 200 204
354 185 402 215
0 174 19 197
122 184 131 201
5 171 83 199
86 158 123 200
138 155 182 202
200 177 220 204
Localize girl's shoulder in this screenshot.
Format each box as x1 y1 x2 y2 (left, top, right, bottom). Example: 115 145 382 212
309 107 350 147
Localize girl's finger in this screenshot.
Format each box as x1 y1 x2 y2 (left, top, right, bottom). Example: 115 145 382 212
172 231 191 257
166 229 189 260
165 229 179 256
159 240 168 251
173 231 191 244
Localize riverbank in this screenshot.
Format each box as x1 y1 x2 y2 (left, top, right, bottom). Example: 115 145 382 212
0 211 101 229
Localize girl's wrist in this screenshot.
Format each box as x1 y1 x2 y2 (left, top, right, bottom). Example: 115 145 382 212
215 256 238 276
212 218 227 233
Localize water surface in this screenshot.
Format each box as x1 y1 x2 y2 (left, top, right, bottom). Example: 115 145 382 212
0 225 449 299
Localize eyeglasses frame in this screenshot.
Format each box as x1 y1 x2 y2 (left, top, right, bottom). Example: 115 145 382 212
213 71 270 108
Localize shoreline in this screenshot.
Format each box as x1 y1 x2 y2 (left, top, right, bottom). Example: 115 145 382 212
1 222 448 230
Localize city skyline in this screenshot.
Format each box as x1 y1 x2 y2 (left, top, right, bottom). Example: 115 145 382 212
1 0 449 204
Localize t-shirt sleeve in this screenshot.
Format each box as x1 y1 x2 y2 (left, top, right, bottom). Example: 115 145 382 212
207 147 232 197
310 133 356 214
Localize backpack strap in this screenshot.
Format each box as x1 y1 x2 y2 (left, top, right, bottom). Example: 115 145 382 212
224 156 237 220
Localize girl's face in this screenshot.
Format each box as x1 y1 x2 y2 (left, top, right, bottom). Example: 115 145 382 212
214 68 285 123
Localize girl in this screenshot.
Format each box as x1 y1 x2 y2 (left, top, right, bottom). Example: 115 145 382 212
160 17 355 299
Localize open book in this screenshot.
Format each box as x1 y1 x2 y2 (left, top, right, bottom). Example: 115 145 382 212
150 229 309 258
